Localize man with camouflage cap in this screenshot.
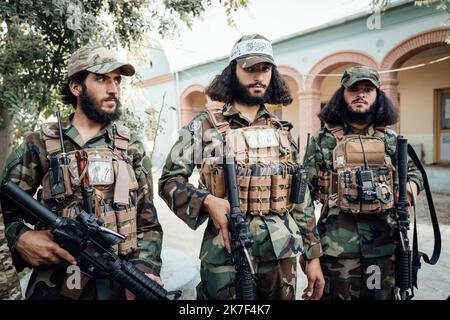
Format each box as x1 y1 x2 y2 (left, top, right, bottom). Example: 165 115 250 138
0 45 163 299
159 34 325 300
299 65 423 300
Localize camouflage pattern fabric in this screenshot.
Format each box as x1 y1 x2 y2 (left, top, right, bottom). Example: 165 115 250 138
197 257 297 300
340 66 381 88
301 122 423 300
159 104 322 300
0 114 162 300
321 254 395 300
0 212 22 300
67 45 134 77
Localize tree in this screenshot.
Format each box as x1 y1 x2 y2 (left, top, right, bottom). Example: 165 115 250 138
0 0 248 171
371 0 450 43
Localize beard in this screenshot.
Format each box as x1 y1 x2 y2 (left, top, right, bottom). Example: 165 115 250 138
342 101 376 124
79 86 122 125
230 75 270 106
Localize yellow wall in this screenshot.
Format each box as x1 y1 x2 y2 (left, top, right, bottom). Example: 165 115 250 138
398 55 450 164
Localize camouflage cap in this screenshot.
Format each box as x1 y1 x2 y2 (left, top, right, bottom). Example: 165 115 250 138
229 34 275 68
340 66 380 88
67 45 135 78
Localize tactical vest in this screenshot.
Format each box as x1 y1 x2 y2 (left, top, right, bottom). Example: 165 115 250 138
317 125 395 214
199 105 298 216
40 123 139 256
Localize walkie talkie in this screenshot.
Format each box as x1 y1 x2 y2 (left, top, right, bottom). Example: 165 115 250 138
356 135 377 201
290 133 310 204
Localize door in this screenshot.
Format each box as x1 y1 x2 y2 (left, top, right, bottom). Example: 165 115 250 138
435 88 450 164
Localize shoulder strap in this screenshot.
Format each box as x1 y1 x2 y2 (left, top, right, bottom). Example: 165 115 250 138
113 124 130 151
40 123 62 154
373 126 387 139
325 124 345 141
205 104 230 135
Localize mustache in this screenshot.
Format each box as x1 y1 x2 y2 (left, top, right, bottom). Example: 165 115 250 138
248 82 266 89
103 96 118 103
352 98 367 104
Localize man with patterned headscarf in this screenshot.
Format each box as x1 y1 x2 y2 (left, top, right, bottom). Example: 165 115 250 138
159 34 325 300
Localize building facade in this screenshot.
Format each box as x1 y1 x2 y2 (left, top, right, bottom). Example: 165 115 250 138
134 1 450 167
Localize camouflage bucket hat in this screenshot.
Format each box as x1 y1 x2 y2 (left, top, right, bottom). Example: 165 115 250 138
230 34 275 68
340 66 380 88
67 45 135 78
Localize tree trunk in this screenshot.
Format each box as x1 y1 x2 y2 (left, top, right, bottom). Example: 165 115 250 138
0 108 13 173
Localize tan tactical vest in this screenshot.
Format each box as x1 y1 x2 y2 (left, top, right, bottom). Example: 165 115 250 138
199 105 298 216
40 123 139 256
317 125 395 214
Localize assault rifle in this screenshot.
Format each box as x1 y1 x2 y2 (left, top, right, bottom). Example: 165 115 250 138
1 181 179 300
223 156 258 300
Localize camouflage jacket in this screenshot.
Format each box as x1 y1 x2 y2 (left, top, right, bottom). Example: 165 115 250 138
302 123 424 259
0 114 163 276
159 104 322 264
0 211 22 300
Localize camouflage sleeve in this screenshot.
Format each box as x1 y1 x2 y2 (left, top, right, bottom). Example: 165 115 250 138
290 133 323 260
158 121 210 231
0 133 46 272
128 138 163 276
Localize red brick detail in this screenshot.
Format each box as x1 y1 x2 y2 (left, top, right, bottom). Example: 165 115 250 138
180 84 206 127
305 51 378 91
380 28 450 70
277 65 304 91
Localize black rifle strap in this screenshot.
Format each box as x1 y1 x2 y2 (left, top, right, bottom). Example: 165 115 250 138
407 145 441 275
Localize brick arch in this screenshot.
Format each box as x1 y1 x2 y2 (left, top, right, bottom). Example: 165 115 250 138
380 28 450 71
295 51 378 153
305 51 379 91
180 84 207 127
277 65 303 91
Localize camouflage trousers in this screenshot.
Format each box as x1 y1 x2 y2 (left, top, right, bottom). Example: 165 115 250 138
320 254 395 300
0 214 22 300
196 257 297 300
25 265 124 300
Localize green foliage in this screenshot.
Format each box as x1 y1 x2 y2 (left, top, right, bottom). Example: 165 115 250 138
0 0 248 146
371 0 450 43
118 108 145 140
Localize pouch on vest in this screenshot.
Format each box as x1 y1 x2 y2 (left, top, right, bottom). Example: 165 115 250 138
270 163 296 215
332 135 394 214
115 205 137 255
248 163 271 216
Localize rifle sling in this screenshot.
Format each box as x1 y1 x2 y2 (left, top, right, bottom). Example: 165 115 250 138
407 144 441 288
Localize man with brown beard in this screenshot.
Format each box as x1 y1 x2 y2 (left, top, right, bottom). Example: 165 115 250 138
300 65 423 300
159 34 324 300
0 45 163 299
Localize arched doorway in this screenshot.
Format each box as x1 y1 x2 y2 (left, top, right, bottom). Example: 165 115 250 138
274 66 302 143
301 51 378 152
380 28 450 164
180 85 207 127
